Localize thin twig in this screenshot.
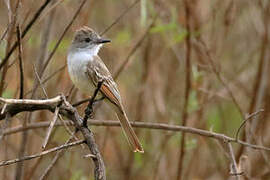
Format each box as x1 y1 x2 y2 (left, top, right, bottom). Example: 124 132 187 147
177 1 192 179
235 109 264 141
0 113 10 143
1 103 7 115
197 38 244 117
83 81 103 126
73 97 92 107
32 63 48 98
0 26 8 43
227 143 241 180
0 140 84 167
39 132 77 180
16 25 24 99
42 106 59 149
24 64 66 96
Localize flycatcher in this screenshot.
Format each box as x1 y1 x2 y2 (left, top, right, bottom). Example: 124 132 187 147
67 26 143 153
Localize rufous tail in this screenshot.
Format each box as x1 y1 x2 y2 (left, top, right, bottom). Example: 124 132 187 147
115 108 144 153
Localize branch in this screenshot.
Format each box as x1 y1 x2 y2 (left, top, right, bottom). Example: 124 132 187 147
2 116 270 151
0 140 84 167
42 106 59 149
0 95 106 179
177 1 192 179
16 25 24 99
61 98 106 180
39 133 78 180
227 143 241 180
235 109 264 141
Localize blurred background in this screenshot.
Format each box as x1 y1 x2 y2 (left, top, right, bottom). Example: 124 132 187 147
0 0 270 179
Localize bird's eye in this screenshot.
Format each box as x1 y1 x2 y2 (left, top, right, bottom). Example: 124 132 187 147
85 38 91 43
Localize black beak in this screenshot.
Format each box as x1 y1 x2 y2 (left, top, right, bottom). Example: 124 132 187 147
96 38 111 44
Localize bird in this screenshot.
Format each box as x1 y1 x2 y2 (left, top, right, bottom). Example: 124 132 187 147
67 26 144 153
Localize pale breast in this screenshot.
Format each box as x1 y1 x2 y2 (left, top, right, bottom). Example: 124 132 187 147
67 50 95 95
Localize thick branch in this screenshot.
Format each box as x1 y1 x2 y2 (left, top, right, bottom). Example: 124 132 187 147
0 96 62 119
0 95 106 180
61 99 106 180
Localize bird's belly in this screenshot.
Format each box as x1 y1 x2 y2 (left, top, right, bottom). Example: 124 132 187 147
68 64 95 95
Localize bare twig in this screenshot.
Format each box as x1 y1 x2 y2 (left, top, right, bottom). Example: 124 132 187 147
0 113 10 143
0 26 8 43
83 154 96 158
83 81 103 126
227 143 241 180
42 106 59 149
0 140 84 167
197 38 244 117
42 64 66 84
177 1 192 179
39 132 77 180
235 109 264 141
32 63 48 98
0 0 18 96
16 25 24 99
1 103 7 115
72 97 92 107
24 64 66 96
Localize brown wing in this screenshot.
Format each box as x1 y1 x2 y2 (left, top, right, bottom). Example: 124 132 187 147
86 56 144 152
86 56 122 107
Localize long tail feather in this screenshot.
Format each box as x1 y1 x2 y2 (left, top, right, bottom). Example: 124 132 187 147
115 109 144 153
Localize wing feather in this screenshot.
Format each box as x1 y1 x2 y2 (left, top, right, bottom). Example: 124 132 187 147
86 56 122 107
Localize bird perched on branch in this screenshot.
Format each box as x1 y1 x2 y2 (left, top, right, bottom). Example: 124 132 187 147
67 26 144 153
